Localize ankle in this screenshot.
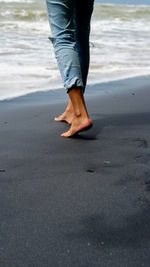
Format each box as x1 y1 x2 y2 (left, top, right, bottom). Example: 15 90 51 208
66 107 72 113
74 110 90 121
74 109 81 117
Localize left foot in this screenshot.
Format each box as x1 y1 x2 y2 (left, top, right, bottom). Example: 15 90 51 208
54 110 74 125
54 100 74 125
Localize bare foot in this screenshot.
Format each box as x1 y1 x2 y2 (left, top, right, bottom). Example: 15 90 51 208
61 115 93 137
61 88 93 137
54 110 74 125
54 100 74 125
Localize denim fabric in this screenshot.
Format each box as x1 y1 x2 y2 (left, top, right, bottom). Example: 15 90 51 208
46 0 94 92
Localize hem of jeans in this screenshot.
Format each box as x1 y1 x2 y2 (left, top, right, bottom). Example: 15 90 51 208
67 86 84 94
65 77 84 93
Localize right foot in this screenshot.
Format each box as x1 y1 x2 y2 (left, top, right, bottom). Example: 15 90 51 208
61 116 93 137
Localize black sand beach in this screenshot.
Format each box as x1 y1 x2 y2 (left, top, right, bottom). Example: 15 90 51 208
0 76 150 267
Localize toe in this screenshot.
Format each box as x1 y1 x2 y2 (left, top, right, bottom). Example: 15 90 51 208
54 117 60 121
61 130 72 138
61 132 68 137
54 116 63 121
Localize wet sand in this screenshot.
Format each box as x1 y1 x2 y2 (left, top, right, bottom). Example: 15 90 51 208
0 76 150 266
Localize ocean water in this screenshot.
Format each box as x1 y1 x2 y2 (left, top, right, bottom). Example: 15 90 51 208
0 0 150 100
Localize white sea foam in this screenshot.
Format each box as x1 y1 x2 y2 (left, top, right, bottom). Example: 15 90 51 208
0 2 150 100
0 0 33 3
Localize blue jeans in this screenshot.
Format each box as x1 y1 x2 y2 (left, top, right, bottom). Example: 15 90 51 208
46 0 94 93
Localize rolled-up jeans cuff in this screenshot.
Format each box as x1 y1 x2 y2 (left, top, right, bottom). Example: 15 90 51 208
65 77 84 93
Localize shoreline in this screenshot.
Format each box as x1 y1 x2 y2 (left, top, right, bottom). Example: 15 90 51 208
1 74 150 105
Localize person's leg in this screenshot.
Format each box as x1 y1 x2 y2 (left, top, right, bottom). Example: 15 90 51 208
55 0 94 125
55 0 94 127
46 0 83 124
46 0 83 91
46 0 93 137
73 0 94 89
